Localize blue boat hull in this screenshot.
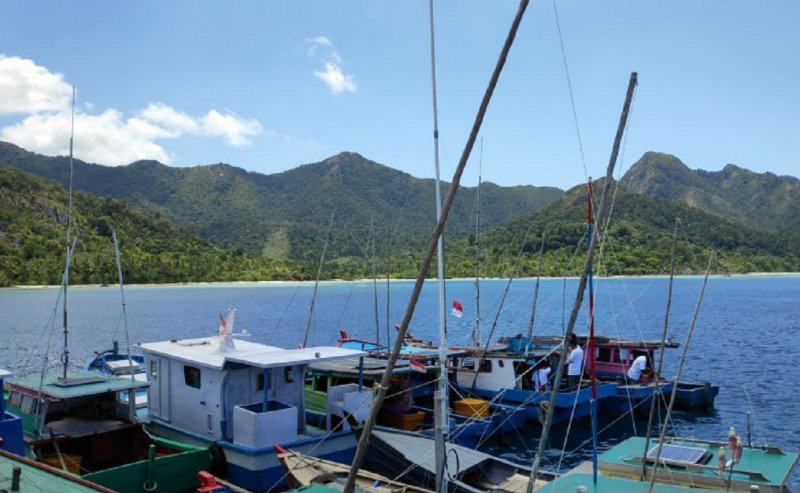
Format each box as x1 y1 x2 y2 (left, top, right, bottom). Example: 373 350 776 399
601 381 674 415
461 382 617 425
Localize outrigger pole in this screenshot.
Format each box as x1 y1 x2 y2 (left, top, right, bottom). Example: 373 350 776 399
526 71 638 493
342 2 531 491
640 217 679 481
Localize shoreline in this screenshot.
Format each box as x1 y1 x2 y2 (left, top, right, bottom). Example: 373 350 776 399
4 271 799 290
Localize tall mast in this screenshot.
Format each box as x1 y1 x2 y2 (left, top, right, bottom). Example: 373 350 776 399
526 72 638 493
640 217 679 481
428 1 449 491
472 139 483 347
302 208 336 348
369 216 381 348
112 231 136 392
62 86 76 382
342 1 531 491
586 178 599 486
525 230 545 354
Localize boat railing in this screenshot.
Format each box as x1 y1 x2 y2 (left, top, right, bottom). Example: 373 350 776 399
621 455 770 482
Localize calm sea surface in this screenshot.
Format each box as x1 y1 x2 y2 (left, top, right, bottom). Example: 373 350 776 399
1 275 798 487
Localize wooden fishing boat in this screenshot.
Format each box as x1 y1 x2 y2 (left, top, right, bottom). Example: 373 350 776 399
139 333 367 492
4 370 212 493
354 426 557 493
594 435 798 493
277 446 434 493
305 356 519 447
453 345 617 425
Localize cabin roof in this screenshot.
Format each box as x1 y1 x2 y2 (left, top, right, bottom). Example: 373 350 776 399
310 356 421 377
139 337 365 370
7 371 148 400
536 472 720 493
0 369 12 379
599 436 798 487
0 449 111 492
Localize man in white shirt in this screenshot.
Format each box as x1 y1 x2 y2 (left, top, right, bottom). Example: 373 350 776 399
626 353 648 384
566 339 584 389
531 362 551 391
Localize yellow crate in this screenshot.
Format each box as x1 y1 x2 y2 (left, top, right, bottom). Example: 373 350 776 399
453 398 489 418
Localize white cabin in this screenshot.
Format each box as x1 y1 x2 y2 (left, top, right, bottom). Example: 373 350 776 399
454 355 523 391
139 337 364 449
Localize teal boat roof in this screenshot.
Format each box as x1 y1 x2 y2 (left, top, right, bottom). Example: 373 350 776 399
599 436 799 487
8 371 148 400
535 472 721 493
0 449 110 492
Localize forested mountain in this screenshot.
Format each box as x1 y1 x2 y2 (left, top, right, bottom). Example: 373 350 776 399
459 179 800 277
621 152 800 232
0 141 563 264
0 167 302 286
2 140 799 286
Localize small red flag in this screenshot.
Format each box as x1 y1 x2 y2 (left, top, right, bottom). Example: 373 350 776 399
410 359 427 374
451 300 464 318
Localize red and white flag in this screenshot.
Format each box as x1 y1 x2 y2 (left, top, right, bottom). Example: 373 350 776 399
451 300 464 318
410 359 427 374
219 309 237 353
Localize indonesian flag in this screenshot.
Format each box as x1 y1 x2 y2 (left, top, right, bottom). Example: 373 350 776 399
219 309 236 353
410 359 427 374
451 300 464 318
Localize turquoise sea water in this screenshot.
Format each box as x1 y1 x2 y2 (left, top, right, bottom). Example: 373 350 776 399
1 275 798 487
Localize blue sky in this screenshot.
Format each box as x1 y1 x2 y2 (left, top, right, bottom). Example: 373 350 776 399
1 1 797 189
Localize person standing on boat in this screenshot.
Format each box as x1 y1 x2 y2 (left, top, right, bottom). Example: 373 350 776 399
566 338 583 389
626 352 648 384
531 360 552 391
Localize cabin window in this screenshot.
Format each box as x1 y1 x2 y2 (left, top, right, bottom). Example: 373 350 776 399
314 376 328 392
184 365 202 389
498 360 505 368
479 360 492 373
284 367 294 383
617 349 628 364
597 347 613 363
462 360 476 371
256 372 265 391
20 394 38 415
8 391 21 408
149 360 158 379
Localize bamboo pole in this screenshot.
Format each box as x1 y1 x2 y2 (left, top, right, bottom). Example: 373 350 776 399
342 2 531 491
648 251 715 493
526 71 638 493
640 217 679 480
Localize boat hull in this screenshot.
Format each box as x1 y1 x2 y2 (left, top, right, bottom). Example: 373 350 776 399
463 382 617 425
147 418 357 493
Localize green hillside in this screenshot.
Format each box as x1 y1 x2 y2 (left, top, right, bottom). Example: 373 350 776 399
0 142 563 262
621 151 800 232
0 167 303 286
458 180 800 277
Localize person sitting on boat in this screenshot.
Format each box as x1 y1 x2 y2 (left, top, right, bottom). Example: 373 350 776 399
566 338 583 389
531 360 552 391
626 352 649 384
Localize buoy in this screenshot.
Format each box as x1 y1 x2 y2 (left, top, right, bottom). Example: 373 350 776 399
717 447 726 475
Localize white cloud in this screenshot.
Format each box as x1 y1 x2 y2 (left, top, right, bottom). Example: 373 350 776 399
0 55 266 165
314 62 358 96
0 54 72 114
305 36 357 96
199 110 262 148
1 109 172 164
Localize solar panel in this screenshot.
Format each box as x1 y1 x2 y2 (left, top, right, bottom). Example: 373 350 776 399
646 444 708 465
